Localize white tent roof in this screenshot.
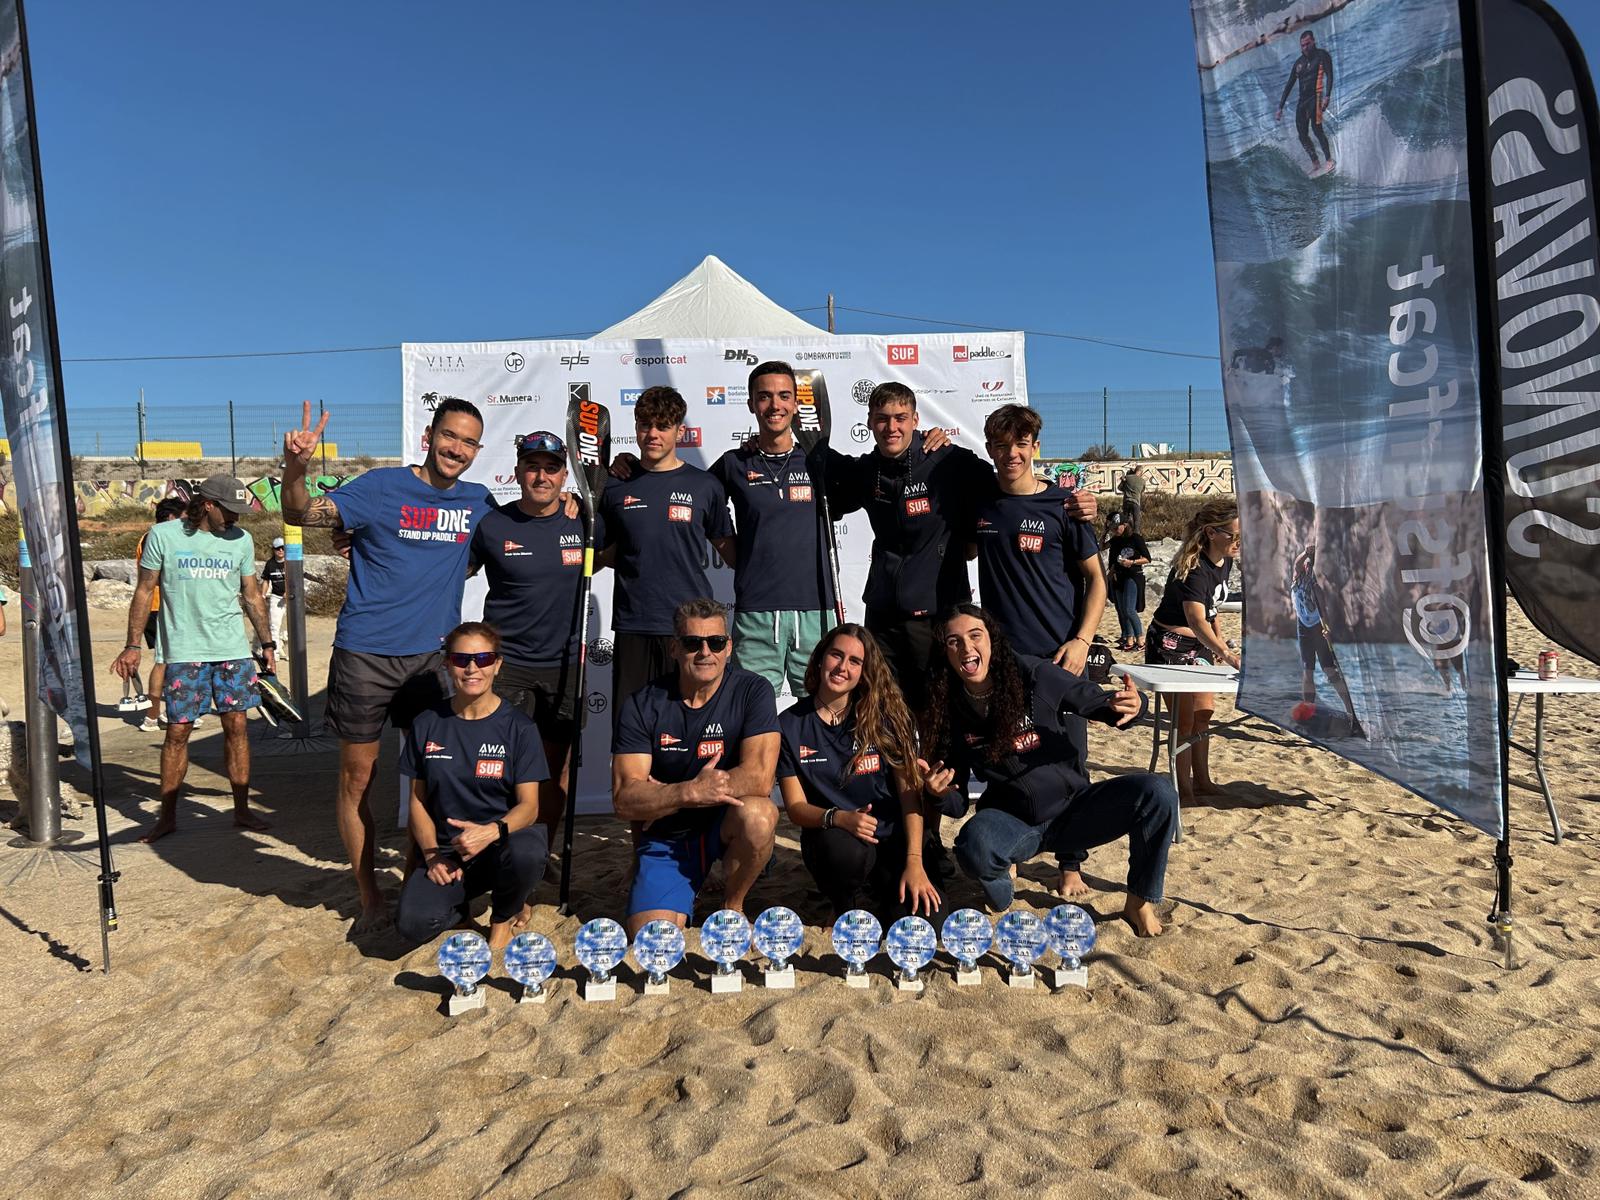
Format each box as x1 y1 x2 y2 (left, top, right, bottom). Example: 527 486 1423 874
593 255 829 340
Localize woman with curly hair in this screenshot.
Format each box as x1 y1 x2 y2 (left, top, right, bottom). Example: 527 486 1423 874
1146 497 1240 801
777 624 943 923
919 604 1177 936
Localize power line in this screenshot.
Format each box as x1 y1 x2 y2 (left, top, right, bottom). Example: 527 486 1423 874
63 333 600 365
830 305 1220 362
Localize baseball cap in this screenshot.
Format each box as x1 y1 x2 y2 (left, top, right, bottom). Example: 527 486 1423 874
516 430 567 460
198 473 252 515
1110 511 1126 525
272 537 285 548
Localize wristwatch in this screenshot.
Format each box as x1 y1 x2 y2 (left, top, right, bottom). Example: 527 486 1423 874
495 818 510 843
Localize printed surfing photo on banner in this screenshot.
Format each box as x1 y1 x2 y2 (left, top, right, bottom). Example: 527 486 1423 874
1192 0 1505 834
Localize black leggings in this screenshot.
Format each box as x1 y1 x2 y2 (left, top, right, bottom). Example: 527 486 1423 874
800 825 944 925
395 825 549 945
1297 104 1331 164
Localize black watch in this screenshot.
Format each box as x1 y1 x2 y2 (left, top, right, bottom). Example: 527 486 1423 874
495 819 510 843
261 641 277 650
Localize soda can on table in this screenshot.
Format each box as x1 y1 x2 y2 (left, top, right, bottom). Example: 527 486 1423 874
1538 650 1559 680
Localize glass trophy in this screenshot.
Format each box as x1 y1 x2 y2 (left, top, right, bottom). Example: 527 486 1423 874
632 920 687 995
994 910 1047 988
1044 903 1098 989
699 909 753 993
575 917 628 1002
830 909 883 988
437 931 492 1015
752 906 805 989
504 931 558 1005
885 915 937 992
940 907 994 986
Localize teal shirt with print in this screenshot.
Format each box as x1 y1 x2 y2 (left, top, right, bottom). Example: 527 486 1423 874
139 519 254 664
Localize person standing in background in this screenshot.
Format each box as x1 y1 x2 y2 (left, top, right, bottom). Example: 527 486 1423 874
258 537 288 651
1118 464 1147 533
134 498 188 732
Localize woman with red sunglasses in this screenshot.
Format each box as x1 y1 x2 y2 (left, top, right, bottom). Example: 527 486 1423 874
395 622 550 951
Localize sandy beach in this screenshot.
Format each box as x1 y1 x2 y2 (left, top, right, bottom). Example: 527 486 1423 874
1 603 1596 1199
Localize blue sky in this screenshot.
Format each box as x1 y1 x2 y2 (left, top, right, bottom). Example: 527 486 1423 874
25 1 1600 438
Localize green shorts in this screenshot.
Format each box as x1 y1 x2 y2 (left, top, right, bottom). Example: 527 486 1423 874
732 609 828 696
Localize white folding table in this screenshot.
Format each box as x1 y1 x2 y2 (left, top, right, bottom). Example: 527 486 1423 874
1118 664 1597 843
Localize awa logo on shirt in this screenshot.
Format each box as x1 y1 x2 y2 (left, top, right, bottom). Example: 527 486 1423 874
703 723 724 736
479 743 506 756
1018 517 1046 553
697 740 724 758
399 505 474 544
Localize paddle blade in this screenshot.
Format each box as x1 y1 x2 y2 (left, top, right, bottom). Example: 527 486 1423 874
565 383 611 516
793 369 832 454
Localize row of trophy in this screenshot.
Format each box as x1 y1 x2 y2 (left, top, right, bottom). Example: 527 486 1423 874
436 904 1098 1014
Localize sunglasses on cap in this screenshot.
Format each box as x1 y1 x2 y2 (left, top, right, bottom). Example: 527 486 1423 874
516 431 566 459
446 651 500 669
677 635 730 653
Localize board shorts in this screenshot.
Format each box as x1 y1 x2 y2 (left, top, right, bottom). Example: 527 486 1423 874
1145 627 1214 667
164 659 260 725
325 647 445 743
1297 621 1338 671
627 810 729 918
493 660 584 738
732 609 827 696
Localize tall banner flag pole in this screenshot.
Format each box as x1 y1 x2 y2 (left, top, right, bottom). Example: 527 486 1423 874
1189 0 1508 891
1480 0 1600 667
1 0 119 967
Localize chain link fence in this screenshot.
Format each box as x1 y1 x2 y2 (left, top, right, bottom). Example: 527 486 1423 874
61 389 1231 469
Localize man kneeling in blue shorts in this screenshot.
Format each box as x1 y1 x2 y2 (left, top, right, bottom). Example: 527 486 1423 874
612 598 780 935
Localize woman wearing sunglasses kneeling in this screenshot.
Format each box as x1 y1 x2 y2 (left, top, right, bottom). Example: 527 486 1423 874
395 622 549 952
778 624 942 925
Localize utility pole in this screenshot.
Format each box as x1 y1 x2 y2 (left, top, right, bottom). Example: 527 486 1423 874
826 293 835 333
136 388 146 474
1102 387 1109 454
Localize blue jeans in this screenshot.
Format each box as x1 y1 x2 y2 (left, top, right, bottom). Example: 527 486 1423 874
953 774 1178 910
1113 575 1143 644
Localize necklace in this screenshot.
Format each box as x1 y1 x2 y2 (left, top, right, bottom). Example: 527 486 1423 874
756 444 793 490
819 694 851 724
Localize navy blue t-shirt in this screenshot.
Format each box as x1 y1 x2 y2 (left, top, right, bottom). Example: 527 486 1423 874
777 700 902 841
614 666 779 839
470 502 605 668
398 700 549 826
327 467 490 655
599 462 734 635
974 482 1100 658
711 444 836 614
939 654 1133 827
1153 554 1234 629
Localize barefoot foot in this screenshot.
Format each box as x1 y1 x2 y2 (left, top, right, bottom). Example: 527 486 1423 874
351 901 391 935
1194 780 1229 797
1122 897 1164 937
138 816 177 843
1057 869 1093 899
233 811 271 833
510 903 534 931
488 921 514 953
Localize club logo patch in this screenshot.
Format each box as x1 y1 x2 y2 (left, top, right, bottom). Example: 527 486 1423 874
425 741 446 754
659 733 682 747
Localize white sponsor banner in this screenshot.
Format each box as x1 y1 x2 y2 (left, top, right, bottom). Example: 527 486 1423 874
402 333 1026 812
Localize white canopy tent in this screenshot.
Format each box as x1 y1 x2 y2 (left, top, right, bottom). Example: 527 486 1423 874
593 254 828 339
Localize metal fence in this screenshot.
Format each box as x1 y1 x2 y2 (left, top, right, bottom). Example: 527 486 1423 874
65 400 401 468
60 388 1231 468
1031 388 1229 461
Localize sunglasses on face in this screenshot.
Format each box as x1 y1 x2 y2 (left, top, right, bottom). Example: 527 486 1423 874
446 651 499 669
677 635 729 653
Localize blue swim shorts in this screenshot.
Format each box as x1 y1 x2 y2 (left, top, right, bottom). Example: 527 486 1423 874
626 811 728 918
164 659 261 725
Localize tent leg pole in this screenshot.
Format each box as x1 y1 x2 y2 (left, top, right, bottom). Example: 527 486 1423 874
1488 836 1514 971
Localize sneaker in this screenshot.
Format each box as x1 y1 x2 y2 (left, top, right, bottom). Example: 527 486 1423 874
139 716 161 733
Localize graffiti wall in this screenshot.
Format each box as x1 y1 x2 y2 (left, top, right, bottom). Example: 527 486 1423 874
1040 457 1233 495
0 474 356 517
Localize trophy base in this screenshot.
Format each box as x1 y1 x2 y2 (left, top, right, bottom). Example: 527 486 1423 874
763 966 796 989
710 969 743 994
583 978 617 1003
955 966 982 986
1049 965 1088 989
447 989 487 1016
1006 968 1035 989
895 974 924 993
643 977 671 996
517 984 550 1005
844 971 871 989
